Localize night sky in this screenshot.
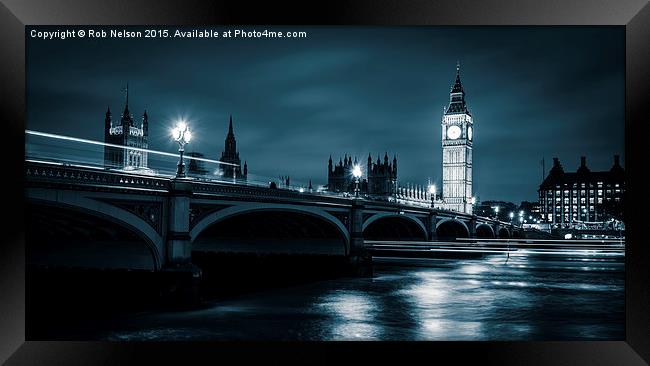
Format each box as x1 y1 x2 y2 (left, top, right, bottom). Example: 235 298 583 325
26 26 624 203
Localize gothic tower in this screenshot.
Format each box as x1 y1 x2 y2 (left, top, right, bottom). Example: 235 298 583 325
441 62 473 214
219 115 247 180
103 84 149 170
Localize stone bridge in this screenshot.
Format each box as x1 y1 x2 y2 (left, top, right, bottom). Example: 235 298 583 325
25 160 522 272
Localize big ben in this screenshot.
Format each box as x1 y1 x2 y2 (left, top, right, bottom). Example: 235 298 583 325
441 62 473 214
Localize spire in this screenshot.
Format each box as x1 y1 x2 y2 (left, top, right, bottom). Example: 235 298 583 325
122 83 131 119
142 109 148 132
228 115 234 135
105 105 112 129
445 62 469 115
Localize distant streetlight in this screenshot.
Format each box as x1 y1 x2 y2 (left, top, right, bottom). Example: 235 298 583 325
509 212 514 221
352 164 362 198
171 120 191 178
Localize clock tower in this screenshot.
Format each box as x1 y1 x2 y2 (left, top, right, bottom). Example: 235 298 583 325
441 62 473 214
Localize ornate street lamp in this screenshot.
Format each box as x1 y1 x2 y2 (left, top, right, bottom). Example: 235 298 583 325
171 120 192 178
428 184 436 207
352 164 362 198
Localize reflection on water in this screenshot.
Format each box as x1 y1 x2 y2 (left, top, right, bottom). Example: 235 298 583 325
97 253 623 341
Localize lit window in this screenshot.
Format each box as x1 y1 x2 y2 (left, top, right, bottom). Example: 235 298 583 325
598 198 603 204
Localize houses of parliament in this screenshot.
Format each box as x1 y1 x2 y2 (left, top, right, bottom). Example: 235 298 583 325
326 64 475 214
103 85 247 180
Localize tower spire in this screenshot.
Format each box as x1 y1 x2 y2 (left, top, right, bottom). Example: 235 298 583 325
228 114 233 135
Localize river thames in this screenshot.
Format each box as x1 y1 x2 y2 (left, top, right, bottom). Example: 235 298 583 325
51 248 624 341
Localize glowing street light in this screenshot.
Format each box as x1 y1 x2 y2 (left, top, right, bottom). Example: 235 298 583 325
171 120 191 178
428 184 436 206
352 164 362 198
509 212 514 221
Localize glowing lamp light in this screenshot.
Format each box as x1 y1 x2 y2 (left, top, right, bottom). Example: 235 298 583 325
509 212 514 219
171 119 191 178
428 184 436 195
171 127 182 140
299 187 305 193
352 165 362 179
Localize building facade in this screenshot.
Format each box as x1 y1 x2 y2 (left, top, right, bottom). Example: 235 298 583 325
326 153 397 196
538 155 625 224
218 116 247 180
103 85 149 170
367 153 398 196
187 152 209 176
441 63 473 214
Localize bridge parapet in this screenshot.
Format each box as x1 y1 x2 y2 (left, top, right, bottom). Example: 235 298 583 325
26 160 170 192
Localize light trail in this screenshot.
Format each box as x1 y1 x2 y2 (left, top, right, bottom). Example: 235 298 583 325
26 130 239 166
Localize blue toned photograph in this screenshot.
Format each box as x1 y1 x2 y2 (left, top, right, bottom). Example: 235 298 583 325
25 26 624 341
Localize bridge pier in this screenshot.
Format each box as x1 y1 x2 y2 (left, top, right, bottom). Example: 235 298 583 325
349 200 372 276
469 216 477 238
428 213 438 241
161 179 201 307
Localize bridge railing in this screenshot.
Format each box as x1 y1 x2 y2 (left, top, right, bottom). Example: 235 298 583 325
26 130 518 218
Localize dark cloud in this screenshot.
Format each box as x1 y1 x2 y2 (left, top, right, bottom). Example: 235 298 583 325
26 26 624 203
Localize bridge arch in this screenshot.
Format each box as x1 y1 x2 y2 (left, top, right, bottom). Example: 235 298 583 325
497 227 511 239
26 195 163 270
362 213 428 241
436 218 470 240
475 223 495 238
190 203 350 255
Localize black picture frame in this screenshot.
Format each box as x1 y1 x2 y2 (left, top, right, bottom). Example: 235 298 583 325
2 0 649 364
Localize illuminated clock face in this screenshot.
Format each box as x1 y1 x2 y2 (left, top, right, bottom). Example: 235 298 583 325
468 126 473 141
447 125 461 140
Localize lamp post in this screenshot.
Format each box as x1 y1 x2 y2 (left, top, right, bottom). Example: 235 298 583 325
509 212 514 222
493 206 500 219
352 165 362 198
428 184 436 208
171 120 191 178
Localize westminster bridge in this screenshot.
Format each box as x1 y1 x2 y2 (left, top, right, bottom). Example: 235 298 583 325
24 159 533 274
